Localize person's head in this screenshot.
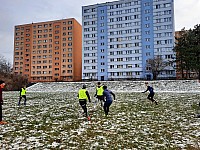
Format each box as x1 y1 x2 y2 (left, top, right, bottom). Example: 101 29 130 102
82 84 86 89
103 85 107 90
145 82 148 86
97 82 101 85
0 80 5 89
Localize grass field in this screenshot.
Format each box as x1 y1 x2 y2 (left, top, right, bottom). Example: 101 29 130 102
0 91 200 149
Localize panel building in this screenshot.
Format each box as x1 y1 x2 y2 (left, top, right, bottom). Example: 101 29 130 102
82 0 175 80
13 18 82 82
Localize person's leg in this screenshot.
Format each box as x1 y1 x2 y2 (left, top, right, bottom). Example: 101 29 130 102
100 99 103 107
104 102 109 116
148 94 155 102
23 95 27 105
151 93 158 105
0 104 2 122
103 102 107 115
107 101 112 115
149 93 158 105
18 96 22 105
97 96 103 107
100 96 105 107
147 94 152 101
79 101 88 117
97 96 100 102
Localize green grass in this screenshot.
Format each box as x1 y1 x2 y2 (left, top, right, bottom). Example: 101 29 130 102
0 91 200 149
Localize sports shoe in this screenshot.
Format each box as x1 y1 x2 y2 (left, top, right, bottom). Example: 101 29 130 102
87 116 91 121
0 121 7 125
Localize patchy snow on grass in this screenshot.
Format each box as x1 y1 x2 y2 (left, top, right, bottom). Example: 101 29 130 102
0 81 200 149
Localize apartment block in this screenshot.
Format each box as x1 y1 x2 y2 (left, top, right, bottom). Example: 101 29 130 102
13 18 82 82
82 0 175 81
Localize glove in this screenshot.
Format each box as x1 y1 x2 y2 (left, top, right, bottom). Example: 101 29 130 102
94 94 97 98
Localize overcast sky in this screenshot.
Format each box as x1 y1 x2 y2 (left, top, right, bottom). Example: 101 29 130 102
0 0 200 65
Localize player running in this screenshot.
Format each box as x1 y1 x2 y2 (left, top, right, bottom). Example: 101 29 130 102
142 82 158 105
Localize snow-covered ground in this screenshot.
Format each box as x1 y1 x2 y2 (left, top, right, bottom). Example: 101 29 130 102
0 80 200 149
27 80 200 93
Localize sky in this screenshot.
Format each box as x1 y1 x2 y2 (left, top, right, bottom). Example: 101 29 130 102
0 0 200 65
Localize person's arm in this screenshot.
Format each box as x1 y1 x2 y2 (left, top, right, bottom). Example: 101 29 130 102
86 91 91 102
110 91 115 100
102 91 106 102
20 88 22 96
94 90 97 97
142 86 149 93
94 88 97 97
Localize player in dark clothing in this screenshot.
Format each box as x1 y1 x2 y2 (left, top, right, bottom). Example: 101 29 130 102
102 85 115 116
142 82 158 105
77 84 91 120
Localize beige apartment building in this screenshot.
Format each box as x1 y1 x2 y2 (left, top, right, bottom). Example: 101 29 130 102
13 18 82 82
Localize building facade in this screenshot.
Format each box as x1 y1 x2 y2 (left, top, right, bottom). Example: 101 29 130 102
13 18 82 82
82 0 175 81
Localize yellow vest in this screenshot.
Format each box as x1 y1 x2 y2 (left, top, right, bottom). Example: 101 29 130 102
78 89 88 100
21 88 26 96
97 86 104 96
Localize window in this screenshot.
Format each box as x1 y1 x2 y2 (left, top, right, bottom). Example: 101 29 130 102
155 5 160 9
135 64 140 68
110 45 114 49
101 69 105 72
68 59 72 62
110 18 114 22
68 21 72 24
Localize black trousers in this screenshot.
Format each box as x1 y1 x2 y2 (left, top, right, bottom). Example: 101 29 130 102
103 101 112 116
18 95 27 105
0 104 2 122
97 95 104 106
97 95 104 101
147 93 155 101
79 100 88 117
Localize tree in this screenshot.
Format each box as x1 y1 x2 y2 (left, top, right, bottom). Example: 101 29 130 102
146 55 167 80
0 55 12 76
0 54 28 91
192 24 200 80
174 24 200 80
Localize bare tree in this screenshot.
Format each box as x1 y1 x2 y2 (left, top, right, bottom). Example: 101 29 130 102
146 55 167 80
0 54 28 91
0 55 12 76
